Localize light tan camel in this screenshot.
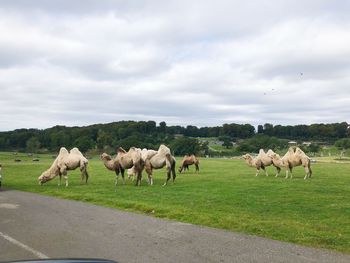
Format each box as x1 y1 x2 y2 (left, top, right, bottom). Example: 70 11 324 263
178 154 200 173
242 154 266 176
115 147 144 186
100 153 124 188
144 144 176 186
127 148 158 183
257 149 281 176
38 147 89 187
271 147 312 179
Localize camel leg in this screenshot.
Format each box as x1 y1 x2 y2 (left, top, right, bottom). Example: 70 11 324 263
121 169 125 185
135 170 142 186
60 167 68 187
195 164 199 173
255 168 260 177
85 169 89 184
147 172 153 185
285 169 289 179
172 162 176 183
290 167 293 179
64 175 68 187
304 166 309 180
163 170 171 186
262 167 268 177
114 171 119 191
275 167 281 177
58 174 62 186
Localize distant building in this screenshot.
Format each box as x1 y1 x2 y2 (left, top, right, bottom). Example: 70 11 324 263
288 141 297 146
302 141 312 147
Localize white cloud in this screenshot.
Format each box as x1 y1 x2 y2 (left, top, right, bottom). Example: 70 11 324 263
0 0 350 131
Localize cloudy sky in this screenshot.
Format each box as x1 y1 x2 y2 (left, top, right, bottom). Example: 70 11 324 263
0 0 349 131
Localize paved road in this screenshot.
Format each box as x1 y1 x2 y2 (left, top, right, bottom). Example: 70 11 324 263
1 190 349 263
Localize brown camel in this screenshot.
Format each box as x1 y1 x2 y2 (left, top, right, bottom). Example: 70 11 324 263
178 154 200 173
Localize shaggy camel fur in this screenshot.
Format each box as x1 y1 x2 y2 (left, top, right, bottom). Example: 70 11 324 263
144 144 176 186
115 147 144 186
127 148 158 183
271 147 312 179
178 154 200 173
100 153 124 188
242 154 266 177
38 147 89 187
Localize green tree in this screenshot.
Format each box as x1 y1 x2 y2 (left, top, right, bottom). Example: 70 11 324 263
218 136 233 149
170 137 200 156
74 136 95 153
26 137 41 153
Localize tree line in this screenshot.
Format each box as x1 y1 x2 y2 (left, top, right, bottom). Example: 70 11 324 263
0 121 348 155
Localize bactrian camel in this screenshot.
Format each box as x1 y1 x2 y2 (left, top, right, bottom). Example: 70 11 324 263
100 152 124 187
271 147 312 179
115 147 144 186
242 149 281 177
242 154 266 177
178 154 200 173
127 148 158 184
38 147 89 187
144 144 176 186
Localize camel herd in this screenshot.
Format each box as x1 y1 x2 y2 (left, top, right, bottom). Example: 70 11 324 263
242 147 312 179
37 145 312 188
38 144 199 188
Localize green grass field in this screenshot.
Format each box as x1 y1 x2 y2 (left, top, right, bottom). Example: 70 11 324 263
1 152 349 253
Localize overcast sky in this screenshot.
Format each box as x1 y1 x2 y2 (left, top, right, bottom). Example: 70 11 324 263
0 0 349 131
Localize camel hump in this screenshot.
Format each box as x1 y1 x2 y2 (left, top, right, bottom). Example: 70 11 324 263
158 144 171 155
266 149 274 155
59 147 69 155
295 147 305 155
70 147 82 155
259 149 266 155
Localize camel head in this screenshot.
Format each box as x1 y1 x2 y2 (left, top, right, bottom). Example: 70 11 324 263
100 153 112 161
38 170 52 185
241 154 252 161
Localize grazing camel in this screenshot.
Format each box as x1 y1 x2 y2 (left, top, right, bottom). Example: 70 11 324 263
271 147 312 179
242 154 266 176
100 153 125 188
144 144 176 186
178 154 200 173
38 147 89 187
115 147 144 186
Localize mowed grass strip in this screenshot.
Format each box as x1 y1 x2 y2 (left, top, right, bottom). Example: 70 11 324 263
1 152 350 253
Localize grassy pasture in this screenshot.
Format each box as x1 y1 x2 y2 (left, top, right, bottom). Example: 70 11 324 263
1 152 349 253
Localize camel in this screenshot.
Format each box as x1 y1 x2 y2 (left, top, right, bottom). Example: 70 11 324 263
271 147 312 179
100 152 125 188
178 154 200 173
242 154 266 177
127 148 158 183
144 144 176 186
257 149 281 176
115 147 144 186
38 147 89 187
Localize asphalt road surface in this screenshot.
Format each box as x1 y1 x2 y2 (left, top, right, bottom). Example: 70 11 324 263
1 190 349 263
